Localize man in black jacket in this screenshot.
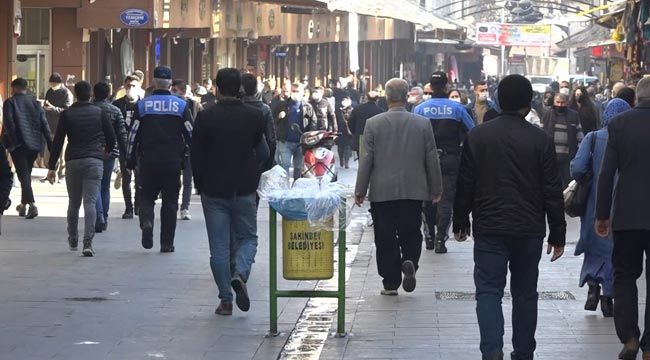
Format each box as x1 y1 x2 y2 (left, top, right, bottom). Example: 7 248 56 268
112 75 141 219
192 68 268 316
2 78 53 219
348 91 384 158
453 75 566 360
309 86 337 131
92 82 128 233
46 81 116 256
241 73 276 173
596 77 650 360
43 72 73 179
127 66 193 253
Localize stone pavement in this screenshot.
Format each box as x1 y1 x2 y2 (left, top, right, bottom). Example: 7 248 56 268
319 215 648 360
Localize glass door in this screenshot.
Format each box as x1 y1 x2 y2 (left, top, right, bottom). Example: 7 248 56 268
16 46 50 100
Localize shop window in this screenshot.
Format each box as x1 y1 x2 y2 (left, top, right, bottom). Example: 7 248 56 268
18 8 50 45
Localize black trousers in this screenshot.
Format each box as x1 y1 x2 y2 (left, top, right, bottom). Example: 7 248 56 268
436 153 460 242
612 230 650 349
370 200 422 290
556 154 572 189
423 201 437 240
138 163 181 247
10 147 38 204
118 156 138 211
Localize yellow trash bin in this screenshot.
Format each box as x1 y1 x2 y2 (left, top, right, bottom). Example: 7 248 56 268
282 217 334 280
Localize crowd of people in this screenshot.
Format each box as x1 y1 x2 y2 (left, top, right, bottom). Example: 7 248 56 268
1 63 650 359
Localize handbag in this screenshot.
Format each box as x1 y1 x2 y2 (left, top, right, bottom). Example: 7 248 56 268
564 133 597 218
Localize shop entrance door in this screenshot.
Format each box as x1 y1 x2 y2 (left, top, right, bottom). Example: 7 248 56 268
16 45 50 100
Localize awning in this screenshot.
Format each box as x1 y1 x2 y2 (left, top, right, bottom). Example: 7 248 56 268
326 0 462 30
556 23 614 49
595 0 626 29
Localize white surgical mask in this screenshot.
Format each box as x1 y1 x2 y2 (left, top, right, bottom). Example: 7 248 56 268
478 93 489 102
290 93 302 102
560 88 570 96
407 96 417 104
125 88 136 100
450 97 462 103
312 93 322 101
423 95 432 100
342 99 352 108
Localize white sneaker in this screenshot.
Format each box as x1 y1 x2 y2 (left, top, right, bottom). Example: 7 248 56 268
180 209 191 220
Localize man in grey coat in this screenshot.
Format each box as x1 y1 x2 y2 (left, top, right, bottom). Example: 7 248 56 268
355 78 443 296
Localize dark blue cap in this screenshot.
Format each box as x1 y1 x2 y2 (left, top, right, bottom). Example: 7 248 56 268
153 66 172 80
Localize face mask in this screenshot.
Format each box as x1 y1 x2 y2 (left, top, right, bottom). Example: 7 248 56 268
555 106 567 114
312 93 322 101
423 95 432 100
407 96 417 104
125 88 136 100
559 88 570 96
478 93 489 102
450 97 462 103
342 99 352 108
290 93 302 102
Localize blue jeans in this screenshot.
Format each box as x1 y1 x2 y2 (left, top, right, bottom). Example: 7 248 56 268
96 157 116 224
474 235 543 360
277 141 303 180
201 193 258 303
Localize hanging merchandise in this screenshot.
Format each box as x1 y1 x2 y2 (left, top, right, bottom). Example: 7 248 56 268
639 0 650 40
120 34 135 80
624 1 640 46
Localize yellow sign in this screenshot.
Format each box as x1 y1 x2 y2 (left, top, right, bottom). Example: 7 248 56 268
282 218 334 280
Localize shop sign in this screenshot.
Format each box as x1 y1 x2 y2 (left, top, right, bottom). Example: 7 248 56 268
308 20 315 39
475 23 551 47
120 9 149 27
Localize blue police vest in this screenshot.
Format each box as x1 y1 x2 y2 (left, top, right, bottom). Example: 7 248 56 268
137 94 187 117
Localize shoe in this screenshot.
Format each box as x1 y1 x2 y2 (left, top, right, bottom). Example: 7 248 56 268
25 204 38 219
425 237 435 250
95 220 104 233
160 246 175 253
215 302 233 316
619 338 640 359
134 207 139 216
102 220 108 232
114 171 122 190
141 222 153 249
82 241 94 257
16 204 26 217
585 284 601 311
434 239 447 254
231 275 250 312
601 296 613 318
122 209 134 219
380 289 398 296
643 351 650 360
68 238 78 251
401 260 416 293
180 209 191 220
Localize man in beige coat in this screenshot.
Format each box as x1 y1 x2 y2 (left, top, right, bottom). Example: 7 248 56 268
355 78 443 295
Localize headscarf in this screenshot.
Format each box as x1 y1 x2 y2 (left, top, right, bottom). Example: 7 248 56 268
602 98 631 127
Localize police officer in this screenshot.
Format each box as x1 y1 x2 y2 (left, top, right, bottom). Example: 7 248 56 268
127 66 193 253
414 71 475 254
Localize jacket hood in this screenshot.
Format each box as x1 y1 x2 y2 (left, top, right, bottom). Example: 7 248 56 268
603 98 631 127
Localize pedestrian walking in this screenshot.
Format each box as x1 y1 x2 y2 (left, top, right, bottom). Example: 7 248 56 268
616 87 636 108
43 72 73 179
355 78 443 296
570 86 600 134
337 97 354 168
92 82 128 233
541 93 583 188
191 68 268 316
172 79 203 221
271 82 316 180
406 86 424 112
453 75 566 360
46 81 116 256
348 90 384 160
309 86 337 131
414 71 475 253
126 66 193 253
571 99 631 318
2 78 53 219
241 73 277 174
200 79 217 108
467 80 497 125
112 75 142 219
596 77 650 360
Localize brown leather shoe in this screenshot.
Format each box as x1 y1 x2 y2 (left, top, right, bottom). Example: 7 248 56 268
215 302 233 316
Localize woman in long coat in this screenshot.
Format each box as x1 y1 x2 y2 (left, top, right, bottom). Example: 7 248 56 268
570 98 631 318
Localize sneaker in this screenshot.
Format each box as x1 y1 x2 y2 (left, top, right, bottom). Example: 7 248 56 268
380 289 398 296
401 260 416 293
95 220 105 233
114 170 122 190
122 208 134 219
215 302 233 316
25 204 38 219
82 241 94 257
141 222 154 249
425 237 435 250
180 209 191 220
68 238 78 251
160 246 175 253
231 275 250 312
434 239 447 254
16 204 26 217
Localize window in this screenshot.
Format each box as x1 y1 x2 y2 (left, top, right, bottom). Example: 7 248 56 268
18 8 50 45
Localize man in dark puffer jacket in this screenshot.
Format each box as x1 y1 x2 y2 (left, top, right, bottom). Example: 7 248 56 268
2 78 53 219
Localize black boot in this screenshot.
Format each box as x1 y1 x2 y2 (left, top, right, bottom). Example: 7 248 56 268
434 239 447 254
601 296 613 318
425 236 435 250
585 284 600 311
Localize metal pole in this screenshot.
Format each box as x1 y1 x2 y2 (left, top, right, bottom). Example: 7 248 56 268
501 9 506 77
269 208 278 336
336 198 347 336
